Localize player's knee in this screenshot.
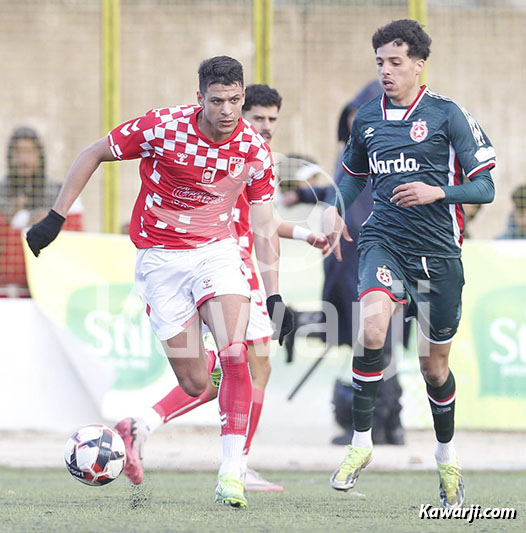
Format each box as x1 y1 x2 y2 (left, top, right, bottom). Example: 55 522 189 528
362 326 387 349
219 341 248 367
421 366 448 387
177 372 208 397
252 360 271 389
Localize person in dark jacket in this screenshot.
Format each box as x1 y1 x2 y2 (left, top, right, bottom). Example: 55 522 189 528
282 80 407 445
0 127 83 297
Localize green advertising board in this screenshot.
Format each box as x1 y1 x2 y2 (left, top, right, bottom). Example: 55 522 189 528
66 283 169 390
436 241 526 429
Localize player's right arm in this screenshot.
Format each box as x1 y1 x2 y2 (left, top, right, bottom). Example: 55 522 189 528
26 137 116 257
323 119 367 260
54 138 115 217
27 109 161 256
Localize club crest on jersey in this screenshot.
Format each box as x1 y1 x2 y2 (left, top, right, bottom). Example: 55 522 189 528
228 157 245 178
376 266 393 287
201 167 217 184
410 120 428 143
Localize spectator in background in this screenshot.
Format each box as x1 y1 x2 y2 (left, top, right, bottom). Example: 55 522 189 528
0 126 83 297
498 184 526 239
282 80 407 446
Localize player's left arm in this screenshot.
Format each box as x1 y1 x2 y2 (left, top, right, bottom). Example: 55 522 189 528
391 105 496 208
251 202 294 344
251 202 280 296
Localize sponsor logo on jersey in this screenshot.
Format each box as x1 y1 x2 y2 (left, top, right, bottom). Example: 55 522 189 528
474 146 496 162
119 119 140 137
459 104 486 147
202 278 213 290
172 186 223 205
410 119 428 142
376 266 393 287
364 127 375 138
201 167 217 184
368 151 420 174
228 157 245 178
174 152 189 165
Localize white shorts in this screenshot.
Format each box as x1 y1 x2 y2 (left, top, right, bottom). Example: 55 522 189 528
245 286 274 344
135 239 250 341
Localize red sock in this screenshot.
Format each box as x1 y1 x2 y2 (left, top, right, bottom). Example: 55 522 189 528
153 349 216 423
243 387 264 455
218 341 252 436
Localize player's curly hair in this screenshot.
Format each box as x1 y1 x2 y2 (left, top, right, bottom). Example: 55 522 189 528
372 19 432 60
243 84 282 112
198 55 244 94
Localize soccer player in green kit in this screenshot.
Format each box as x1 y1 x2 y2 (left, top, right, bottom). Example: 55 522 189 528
323 19 495 509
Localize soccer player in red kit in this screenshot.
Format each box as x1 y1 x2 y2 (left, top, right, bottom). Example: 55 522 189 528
114 84 329 493
26 57 294 509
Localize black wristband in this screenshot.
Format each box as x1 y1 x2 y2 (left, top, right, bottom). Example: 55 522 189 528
49 209 66 224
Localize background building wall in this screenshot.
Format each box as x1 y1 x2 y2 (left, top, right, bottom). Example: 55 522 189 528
0 0 523 235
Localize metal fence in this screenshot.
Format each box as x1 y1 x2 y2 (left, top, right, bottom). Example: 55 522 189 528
1 0 525 295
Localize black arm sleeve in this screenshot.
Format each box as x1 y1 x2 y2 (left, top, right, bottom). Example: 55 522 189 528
441 168 495 204
333 170 368 215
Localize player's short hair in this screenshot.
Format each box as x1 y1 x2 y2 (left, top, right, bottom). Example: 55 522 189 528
372 19 432 60
243 84 282 112
198 56 244 94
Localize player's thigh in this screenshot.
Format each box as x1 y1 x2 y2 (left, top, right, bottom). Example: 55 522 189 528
246 287 273 344
161 315 204 368
192 239 251 347
161 317 209 395
358 290 397 347
357 243 406 345
248 341 271 387
242 286 272 385
407 257 464 344
199 294 250 348
357 243 408 304
135 248 199 342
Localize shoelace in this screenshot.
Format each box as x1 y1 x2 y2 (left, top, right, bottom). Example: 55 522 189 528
220 476 244 494
341 446 366 469
441 463 462 491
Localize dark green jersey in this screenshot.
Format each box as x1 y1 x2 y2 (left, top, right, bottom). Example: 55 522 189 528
342 86 496 258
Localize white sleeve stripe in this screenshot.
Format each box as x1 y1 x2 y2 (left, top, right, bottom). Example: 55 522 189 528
248 197 274 205
466 160 496 178
342 161 369 177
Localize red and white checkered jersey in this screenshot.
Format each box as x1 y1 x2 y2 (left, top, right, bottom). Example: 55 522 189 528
108 105 275 249
233 188 253 259
233 188 261 290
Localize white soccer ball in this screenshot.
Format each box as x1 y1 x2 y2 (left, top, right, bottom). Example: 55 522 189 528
64 424 126 486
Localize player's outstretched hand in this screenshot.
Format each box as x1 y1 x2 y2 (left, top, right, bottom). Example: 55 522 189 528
26 209 65 257
322 205 352 262
307 232 331 255
266 294 295 345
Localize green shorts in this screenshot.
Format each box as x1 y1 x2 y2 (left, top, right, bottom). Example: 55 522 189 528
357 243 465 343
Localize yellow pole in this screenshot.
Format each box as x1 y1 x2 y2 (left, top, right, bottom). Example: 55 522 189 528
409 0 428 85
102 0 121 233
253 0 273 85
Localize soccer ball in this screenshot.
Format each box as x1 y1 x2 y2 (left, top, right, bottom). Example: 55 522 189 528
64 424 126 486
